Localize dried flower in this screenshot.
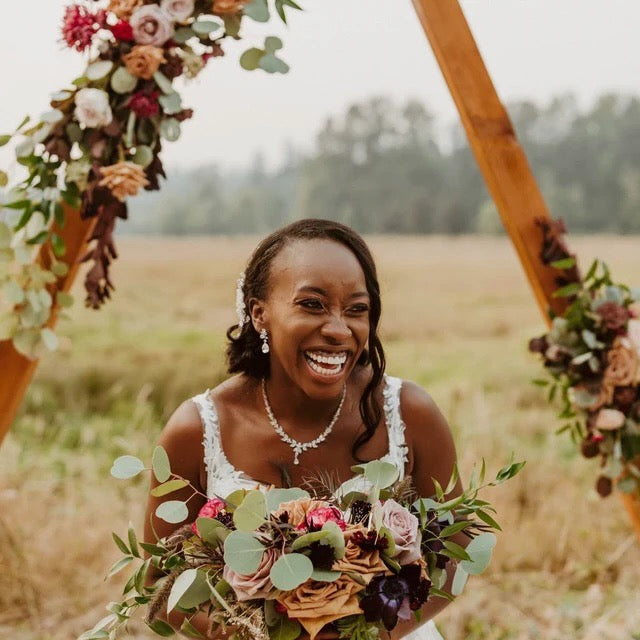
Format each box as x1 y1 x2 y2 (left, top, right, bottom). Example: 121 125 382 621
160 0 195 22
99 161 150 201
108 0 144 21
596 301 629 332
122 44 166 79
127 91 160 118
212 0 246 16
111 20 134 42
130 5 174 46
61 4 107 52
74 88 113 128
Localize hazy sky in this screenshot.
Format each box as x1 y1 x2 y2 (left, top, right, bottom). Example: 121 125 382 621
1 1 639 171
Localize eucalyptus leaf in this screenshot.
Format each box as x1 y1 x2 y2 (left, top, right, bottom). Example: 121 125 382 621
153 71 175 95
243 0 269 22
233 490 267 531
132 145 154 168
265 487 310 512
291 529 330 551
12 329 40 356
159 92 182 115
156 500 189 524
152 445 171 482
3 280 25 304
196 517 230 544
173 27 196 44
269 553 313 591
151 479 189 497
258 53 289 74
223 531 265 574
310 569 341 582
264 36 283 54
363 460 399 489
0 312 19 340
160 118 181 142
0 170 8 187
110 455 145 479
460 532 496 575
451 564 469 596
192 20 222 35
15 138 35 158
128 522 140 558
321 520 345 559
86 60 114 81
41 109 64 124
168 568 210 612
40 328 59 351
239 47 264 71
111 67 138 94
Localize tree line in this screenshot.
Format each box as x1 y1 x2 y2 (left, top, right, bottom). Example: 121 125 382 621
126 93 640 235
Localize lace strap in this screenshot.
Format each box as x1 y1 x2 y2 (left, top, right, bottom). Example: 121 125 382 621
191 390 220 490
383 375 409 478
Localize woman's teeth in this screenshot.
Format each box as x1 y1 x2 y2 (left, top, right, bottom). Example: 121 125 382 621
304 351 347 375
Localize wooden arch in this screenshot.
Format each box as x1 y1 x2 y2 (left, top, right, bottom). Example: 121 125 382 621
1 0 639 540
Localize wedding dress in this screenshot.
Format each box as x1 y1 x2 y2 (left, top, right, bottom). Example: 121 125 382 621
192 375 445 640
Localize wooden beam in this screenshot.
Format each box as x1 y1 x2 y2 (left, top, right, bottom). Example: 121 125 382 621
410 0 640 543
0 206 95 447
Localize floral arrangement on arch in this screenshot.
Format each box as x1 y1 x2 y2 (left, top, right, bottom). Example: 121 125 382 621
0 0 300 357
529 219 640 499
79 451 524 640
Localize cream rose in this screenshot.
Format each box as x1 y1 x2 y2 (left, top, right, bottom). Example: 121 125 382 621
223 546 278 602
372 499 422 565
74 88 113 129
160 0 194 22
594 408 626 431
130 5 174 46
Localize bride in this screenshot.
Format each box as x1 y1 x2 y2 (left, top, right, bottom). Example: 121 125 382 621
144 219 465 639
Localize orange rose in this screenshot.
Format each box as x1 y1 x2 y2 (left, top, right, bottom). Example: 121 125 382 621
277 576 364 640
122 44 166 80
108 0 144 20
212 0 245 16
99 161 149 201
332 525 387 583
605 337 638 386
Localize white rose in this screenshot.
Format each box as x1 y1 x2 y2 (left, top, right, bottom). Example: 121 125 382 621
595 408 626 431
160 0 194 22
74 88 113 129
372 499 422 565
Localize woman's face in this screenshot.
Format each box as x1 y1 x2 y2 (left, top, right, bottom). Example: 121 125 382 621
253 238 372 399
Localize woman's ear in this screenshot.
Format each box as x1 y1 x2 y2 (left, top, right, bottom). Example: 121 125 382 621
248 297 267 333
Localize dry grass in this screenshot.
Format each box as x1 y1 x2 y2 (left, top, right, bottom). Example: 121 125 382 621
1 234 640 640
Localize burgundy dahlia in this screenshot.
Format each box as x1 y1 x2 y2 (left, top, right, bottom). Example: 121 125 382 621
127 91 160 118
351 529 389 552
111 20 134 42
61 5 107 52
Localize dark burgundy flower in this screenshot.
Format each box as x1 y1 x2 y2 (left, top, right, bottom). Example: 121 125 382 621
528 336 548 354
127 91 160 118
597 301 630 332
351 529 389 552
580 437 600 459
61 5 106 52
596 475 613 497
111 20 134 42
613 386 637 412
359 565 431 631
160 55 184 79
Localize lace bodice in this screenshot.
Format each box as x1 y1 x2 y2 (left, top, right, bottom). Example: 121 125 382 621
191 374 409 498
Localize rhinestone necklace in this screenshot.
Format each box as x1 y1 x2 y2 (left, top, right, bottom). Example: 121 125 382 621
261 378 346 465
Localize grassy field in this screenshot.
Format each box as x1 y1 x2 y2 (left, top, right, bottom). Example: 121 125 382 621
1 234 640 640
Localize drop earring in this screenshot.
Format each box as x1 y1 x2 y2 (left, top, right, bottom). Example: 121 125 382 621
260 328 269 354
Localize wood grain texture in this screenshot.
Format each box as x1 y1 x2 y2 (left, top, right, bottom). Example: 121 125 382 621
0 206 95 446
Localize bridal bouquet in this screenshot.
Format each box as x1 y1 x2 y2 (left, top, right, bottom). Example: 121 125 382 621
80 451 524 640
529 258 640 498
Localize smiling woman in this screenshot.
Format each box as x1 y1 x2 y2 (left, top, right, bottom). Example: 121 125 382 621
143 219 463 639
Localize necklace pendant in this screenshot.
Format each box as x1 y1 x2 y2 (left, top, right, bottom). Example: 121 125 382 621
293 451 300 465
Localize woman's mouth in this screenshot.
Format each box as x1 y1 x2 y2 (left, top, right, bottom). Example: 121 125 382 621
303 350 348 377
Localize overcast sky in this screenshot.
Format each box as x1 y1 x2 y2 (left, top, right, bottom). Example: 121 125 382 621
1 1 639 171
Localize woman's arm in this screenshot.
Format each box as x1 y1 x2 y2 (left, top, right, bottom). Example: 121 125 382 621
390 381 469 639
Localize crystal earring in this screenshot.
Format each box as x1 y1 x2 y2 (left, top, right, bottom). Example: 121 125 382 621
260 328 269 354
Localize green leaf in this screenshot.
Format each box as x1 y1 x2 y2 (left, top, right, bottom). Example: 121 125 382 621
460 532 496 575
134 558 150 594
173 27 195 44
105 556 134 579
155 500 189 524
196 517 230 544
56 291 73 308
269 553 313 591
0 170 8 187
3 280 25 304
180 618 204 638
291 529 330 551
321 520 345 559
439 520 472 538
223 531 265 574
223 14 242 37
159 118 181 142
146 619 175 636
111 66 138 94
243 0 269 22
128 522 140 558
442 540 471 561
111 455 145 479
139 542 166 556
239 48 264 71
258 53 289 74
40 328 58 351
26 230 49 245
268 616 301 640
476 510 501 531
112 532 130 555
310 569 341 582
552 282 581 298
152 446 171 482
4 199 31 210
451 564 469 596
362 460 399 489
132 145 154 168
12 329 40 357
264 36 283 54
616 476 637 493
159 92 183 115
192 20 222 35
168 568 211 612
265 487 310 512
0 134 11 147
86 60 114 81
233 490 267 531
550 256 576 270
151 479 189 497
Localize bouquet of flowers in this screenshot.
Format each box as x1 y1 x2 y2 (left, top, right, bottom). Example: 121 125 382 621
80 449 524 640
529 257 640 498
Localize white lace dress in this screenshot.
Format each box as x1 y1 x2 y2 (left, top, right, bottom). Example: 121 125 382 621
192 375 445 640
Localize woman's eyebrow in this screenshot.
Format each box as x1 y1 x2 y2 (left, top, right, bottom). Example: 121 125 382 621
297 285 369 299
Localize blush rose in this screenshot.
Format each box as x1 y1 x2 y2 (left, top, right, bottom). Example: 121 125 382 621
372 499 422 565
74 88 113 129
223 546 279 602
130 5 174 46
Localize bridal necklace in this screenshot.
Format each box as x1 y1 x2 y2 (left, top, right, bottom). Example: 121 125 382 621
261 378 346 465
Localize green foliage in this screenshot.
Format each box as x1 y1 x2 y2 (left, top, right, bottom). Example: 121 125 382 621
223 531 265 574
268 553 313 590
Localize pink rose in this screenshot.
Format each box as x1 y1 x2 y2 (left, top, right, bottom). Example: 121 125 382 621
372 499 422 565
191 497 226 535
223 546 279 601
594 408 626 431
130 5 174 46
628 318 640 358
298 506 347 532
160 0 194 22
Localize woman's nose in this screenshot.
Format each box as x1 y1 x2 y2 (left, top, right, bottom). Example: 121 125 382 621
320 314 352 342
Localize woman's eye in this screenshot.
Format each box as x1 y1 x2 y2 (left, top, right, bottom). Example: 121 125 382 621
299 299 324 310
348 304 369 314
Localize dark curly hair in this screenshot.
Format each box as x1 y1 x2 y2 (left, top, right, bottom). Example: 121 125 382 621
226 218 386 462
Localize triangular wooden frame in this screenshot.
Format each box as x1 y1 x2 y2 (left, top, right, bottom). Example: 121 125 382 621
1 0 639 540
